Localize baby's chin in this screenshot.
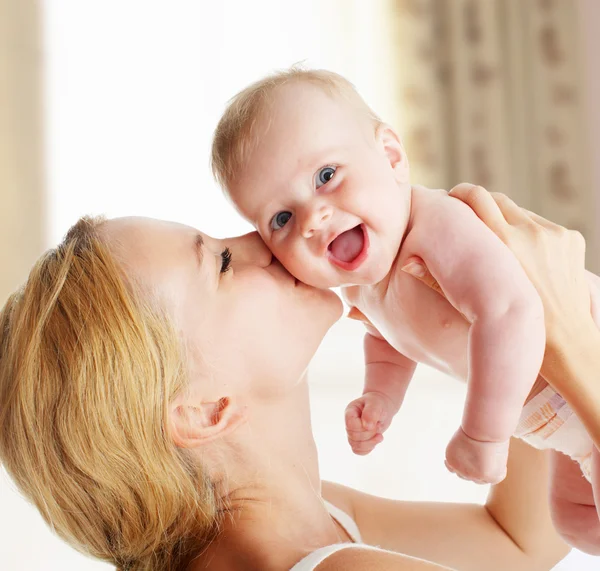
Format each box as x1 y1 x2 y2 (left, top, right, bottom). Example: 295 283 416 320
295 265 391 290
293 273 342 290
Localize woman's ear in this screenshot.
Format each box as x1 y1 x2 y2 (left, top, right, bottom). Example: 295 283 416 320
169 395 246 449
376 124 410 183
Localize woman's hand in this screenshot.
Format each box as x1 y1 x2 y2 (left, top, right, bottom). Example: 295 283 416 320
454 184 593 345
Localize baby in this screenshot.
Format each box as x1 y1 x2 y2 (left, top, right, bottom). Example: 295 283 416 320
211 68 599 501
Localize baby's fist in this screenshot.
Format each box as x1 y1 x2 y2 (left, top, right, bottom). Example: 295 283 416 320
345 391 396 455
445 427 509 484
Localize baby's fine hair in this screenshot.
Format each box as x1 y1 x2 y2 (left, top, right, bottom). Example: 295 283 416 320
211 66 381 192
0 217 220 570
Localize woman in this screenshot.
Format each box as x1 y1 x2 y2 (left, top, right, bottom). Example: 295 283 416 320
0 186 591 570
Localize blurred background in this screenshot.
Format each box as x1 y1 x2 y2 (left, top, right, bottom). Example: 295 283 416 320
0 0 598 569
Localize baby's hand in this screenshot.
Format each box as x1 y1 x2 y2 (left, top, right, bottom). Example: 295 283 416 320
445 428 510 485
345 391 396 455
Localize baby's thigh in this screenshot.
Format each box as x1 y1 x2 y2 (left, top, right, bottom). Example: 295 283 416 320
550 497 600 554
549 451 600 554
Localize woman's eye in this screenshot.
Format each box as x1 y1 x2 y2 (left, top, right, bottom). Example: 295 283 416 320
220 247 232 273
316 166 337 188
270 211 292 231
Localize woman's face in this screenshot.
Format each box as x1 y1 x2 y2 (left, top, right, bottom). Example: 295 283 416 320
103 217 343 397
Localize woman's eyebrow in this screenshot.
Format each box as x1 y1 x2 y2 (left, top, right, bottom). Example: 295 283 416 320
194 233 204 265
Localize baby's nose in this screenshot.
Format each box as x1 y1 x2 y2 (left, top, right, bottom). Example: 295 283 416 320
225 231 272 267
301 205 332 239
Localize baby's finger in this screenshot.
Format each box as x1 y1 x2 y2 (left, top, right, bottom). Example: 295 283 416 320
362 401 385 431
346 427 379 442
449 184 507 236
401 257 445 297
349 433 384 455
345 403 364 432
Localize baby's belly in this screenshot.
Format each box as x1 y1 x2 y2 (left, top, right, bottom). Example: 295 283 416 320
361 274 471 380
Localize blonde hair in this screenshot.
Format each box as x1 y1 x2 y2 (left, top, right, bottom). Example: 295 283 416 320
0 217 220 570
211 66 381 191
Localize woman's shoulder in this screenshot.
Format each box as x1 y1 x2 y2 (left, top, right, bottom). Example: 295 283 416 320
319 482 447 568
306 545 450 570
320 480 357 519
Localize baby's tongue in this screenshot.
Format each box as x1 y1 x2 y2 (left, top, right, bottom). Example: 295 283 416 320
329 226 364 263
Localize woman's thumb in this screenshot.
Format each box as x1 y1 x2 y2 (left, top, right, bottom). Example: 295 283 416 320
400 257 427 278
401 257 444 296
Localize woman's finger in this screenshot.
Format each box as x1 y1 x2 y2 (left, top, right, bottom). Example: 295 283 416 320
522 208 563 231
488 192 533 227
448 184 507 235
401 257 445 297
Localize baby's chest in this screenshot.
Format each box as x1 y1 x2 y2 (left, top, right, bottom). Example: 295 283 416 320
357 271 469 358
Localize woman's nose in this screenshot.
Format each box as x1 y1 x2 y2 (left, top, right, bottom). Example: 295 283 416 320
225 231 272 267
300 204 333 239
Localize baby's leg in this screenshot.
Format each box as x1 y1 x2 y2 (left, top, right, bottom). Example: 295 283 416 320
515 380 600 552
549 450 600 555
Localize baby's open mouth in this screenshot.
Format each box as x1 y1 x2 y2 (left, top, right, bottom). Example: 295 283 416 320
327 224 369 270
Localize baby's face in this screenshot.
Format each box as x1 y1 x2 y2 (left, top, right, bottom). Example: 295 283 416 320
228 83 411 289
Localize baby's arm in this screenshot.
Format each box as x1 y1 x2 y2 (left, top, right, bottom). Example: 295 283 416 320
412 195 545 483
345 314 417 455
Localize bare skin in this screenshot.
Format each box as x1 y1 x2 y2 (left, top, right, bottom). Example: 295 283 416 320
228 81 582 485
401 185 600 555
341 184 549 486
103 217 568 570
225 79 600 554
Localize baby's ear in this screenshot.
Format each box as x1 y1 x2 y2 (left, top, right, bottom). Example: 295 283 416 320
376 124 409 183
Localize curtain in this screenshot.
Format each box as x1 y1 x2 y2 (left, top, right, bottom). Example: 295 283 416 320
0 0 45 303
389 0 597 270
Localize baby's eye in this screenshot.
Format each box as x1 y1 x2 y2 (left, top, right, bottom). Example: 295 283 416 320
316 166 337 189
271 211 292 231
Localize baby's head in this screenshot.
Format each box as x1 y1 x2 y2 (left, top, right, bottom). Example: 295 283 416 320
212 68 411 288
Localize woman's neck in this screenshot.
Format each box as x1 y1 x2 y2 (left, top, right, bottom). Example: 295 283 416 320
197 476 343 571
189 377 346 571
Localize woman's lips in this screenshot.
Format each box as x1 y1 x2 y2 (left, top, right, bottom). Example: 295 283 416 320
327 224 369 271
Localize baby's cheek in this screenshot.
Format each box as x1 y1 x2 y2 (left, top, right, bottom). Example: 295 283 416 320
278 248 305 276
292 262 334 290
263 237 287 264
275 246 310 278
290 260 318 282
269 238 332 288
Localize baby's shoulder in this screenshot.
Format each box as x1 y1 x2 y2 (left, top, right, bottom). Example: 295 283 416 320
409 186 495 248
411 185 473 220
404 187 510 275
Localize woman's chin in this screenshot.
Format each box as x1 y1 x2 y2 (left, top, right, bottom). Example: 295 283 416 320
315 287 344 324
330 290 344 321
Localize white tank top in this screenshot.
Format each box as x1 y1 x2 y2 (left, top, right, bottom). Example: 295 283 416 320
289 501 385 570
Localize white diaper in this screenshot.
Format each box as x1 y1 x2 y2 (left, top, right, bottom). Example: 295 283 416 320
515 386 593 482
